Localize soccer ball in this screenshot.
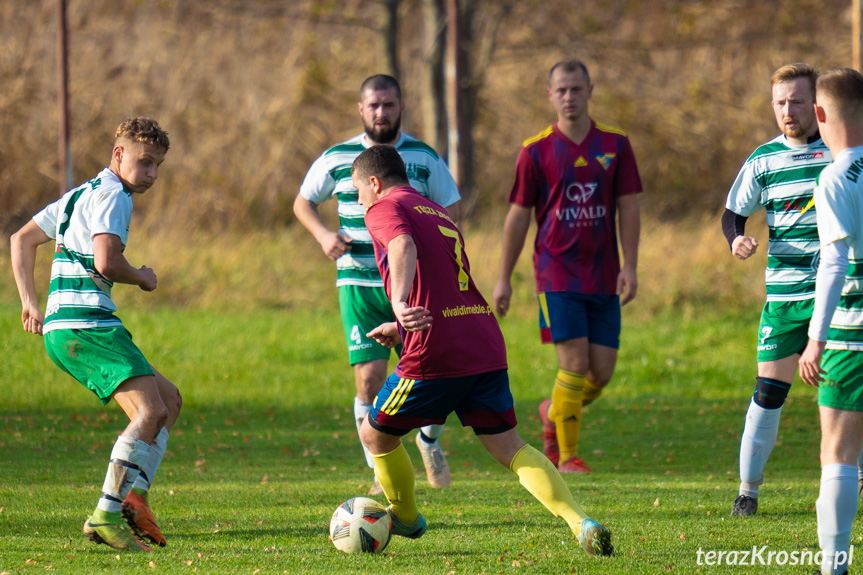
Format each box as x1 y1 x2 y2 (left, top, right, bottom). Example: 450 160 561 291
329 497 392 554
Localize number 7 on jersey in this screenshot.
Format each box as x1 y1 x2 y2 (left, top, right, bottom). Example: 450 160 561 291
438 225 470 291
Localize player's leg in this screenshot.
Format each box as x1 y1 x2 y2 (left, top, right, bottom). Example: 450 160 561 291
551 337 590 473
44 328 155 551
359 418 426 537
340 285 394 493
123 366 182 547
815 350 863 575
582 296 622 407
87 374 167 552
460 370 611 556
479 429 612 556
733 356 796 516
734 300 808 516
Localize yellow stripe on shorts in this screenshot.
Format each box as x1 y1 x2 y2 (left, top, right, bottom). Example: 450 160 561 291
538 293 551 328
382 378 415 415
390 379 415 415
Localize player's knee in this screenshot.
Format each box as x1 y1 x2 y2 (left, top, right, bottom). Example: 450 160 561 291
753 376 791 409
166 384 182 417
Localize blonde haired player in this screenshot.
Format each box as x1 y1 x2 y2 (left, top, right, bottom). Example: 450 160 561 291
10 117 180 551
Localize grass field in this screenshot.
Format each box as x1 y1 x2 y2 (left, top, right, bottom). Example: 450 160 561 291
0 296 838 574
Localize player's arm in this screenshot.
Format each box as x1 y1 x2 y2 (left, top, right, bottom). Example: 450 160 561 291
493 204 532 317
444 200 461 224
387 233 432 332
10 219 53 335
93 233 157 291
292 195 352 260
799 237 849 386
721 208 758 260
617 193 640 305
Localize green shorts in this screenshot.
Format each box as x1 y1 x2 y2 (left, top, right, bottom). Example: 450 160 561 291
756 299 814 363
44 327 153 405
339 285 399 365
818 349 863 411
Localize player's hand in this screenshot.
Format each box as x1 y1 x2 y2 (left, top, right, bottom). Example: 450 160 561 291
21 306 44 336
320 232 353 261
367 322 402 348
731 236 759 260
493 279 512 317
392 301 432 332
617 266 638 306
799 338 827 387
138 265 158 291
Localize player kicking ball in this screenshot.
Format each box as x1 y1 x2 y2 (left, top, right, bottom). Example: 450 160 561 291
351 144 612 557
10 118 181 551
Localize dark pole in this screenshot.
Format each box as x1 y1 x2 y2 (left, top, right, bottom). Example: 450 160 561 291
57 0 71 194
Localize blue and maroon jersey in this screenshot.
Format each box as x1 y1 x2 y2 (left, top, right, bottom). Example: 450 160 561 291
509 121 643 294
365 187 508 380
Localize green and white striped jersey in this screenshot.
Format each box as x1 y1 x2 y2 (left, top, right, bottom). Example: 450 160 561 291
33 168 132 333
814 146 863 351
300 132 460 287
725 135 831 301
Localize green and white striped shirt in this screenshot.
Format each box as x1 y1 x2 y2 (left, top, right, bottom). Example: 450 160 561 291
812 146 863 351
300 132 460 287
34 169 132 333
726 135 831 301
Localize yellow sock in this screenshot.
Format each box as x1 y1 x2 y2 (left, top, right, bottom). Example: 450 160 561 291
371 443 418 524
509 444 588 535
551 369 585 461
582 379 603 407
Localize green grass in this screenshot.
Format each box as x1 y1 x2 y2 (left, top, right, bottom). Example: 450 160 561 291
0 301 838 574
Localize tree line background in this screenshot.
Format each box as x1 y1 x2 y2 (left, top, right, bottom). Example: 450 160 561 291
0 0 853 236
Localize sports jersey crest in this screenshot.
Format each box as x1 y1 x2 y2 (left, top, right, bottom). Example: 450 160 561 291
595 154 616 170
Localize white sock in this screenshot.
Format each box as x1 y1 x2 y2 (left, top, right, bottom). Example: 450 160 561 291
97 435 150 513
817 464 857 575
420 424 444 442
738 399 781 497
133 427 170 492
354 396 375 468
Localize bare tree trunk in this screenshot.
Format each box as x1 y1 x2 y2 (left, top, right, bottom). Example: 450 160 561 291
382 0 400 78
451 0 513 208
421 0 447 156
445 0 464 193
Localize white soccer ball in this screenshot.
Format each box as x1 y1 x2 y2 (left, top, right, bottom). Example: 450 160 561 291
329 497 392 554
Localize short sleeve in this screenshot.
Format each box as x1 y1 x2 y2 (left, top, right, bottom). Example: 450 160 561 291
32 198 61 240
815 172 856 246
425 157 461 208
613 137 643 197
91 190 133 245
366 198 413 248
508 146 541 207
725 160 764 217
299 154 337 204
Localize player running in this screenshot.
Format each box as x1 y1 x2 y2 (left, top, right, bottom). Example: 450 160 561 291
799 66 863 575
294 75 459 494
493 59 642 475
722 63 832 517
10 118 180 551
353 144 613 557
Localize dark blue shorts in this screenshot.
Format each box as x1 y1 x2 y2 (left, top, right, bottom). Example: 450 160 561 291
538 292 621 348
369 369 517 436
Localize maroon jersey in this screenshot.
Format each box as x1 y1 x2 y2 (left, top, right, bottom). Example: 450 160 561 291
365 187 508 379
509 121 642 294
